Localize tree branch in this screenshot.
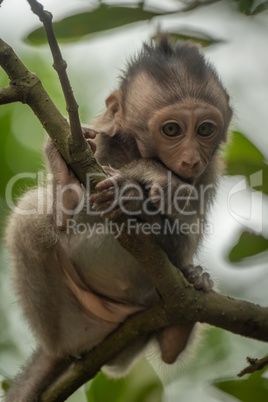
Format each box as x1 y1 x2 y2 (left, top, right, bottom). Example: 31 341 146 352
238 355 268 377
0 86 20 104
1 3 268 401
41 269 268 401
0 37 104 188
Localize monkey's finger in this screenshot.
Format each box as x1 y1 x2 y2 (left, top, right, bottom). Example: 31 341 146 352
183 265 204 287
86 139 97 154
102 166 121 176
95 176 124 191
191 272 213 292
90 189 115 204
92 200 119 216
82 127 98 139
200 273 213 292
95 179 114 191
194 274 212 292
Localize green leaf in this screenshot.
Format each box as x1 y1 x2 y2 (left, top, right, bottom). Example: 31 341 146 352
26 3 164 45
85 366 162 402
131 382 163 402
226 132 264 168
225 132 268 195
85 372 126 402
152 30 223 47
228 231 268 262
1 379 11 392
252 1 268 14
215 368 268 402
236 0 255 15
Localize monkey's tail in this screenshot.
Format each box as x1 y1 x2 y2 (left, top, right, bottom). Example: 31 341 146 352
3 347 70 402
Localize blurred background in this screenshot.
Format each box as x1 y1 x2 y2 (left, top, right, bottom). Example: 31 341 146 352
0 0 268 401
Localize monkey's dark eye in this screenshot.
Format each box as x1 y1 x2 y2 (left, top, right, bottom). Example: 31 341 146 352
162 122 181 137
197 122 215 137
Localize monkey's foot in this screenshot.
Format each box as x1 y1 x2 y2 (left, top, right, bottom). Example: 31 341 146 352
181 265 213 292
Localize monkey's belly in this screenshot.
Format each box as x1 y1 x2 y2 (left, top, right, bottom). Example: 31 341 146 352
63 230 159 308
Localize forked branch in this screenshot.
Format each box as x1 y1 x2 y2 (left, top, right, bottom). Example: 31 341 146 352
0 1 268 401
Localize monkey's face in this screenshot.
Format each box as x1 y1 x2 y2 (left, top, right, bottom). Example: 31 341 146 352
148 100 224 183
119 74 229 183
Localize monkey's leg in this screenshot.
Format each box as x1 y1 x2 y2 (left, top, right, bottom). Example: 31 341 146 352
157 264 213 364
157 323 195 364
4 348 70 402
6 187 120 352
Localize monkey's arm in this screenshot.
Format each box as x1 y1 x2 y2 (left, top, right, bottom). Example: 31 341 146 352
90 157 213 290
90 157 190 218
44 132 96 230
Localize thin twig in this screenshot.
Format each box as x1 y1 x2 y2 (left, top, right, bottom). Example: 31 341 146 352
238 355 268 377
26 0 84 148
0 86 20 104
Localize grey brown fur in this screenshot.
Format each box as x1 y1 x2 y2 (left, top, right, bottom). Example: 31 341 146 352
5 35 232 401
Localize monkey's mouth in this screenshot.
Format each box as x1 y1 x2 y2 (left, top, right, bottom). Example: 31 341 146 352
173 172 196 186
158 160 196 185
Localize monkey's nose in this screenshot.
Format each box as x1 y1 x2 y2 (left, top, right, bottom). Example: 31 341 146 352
181 159 200 169
179 159 201 177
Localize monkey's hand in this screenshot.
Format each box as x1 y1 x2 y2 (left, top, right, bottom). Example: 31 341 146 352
181 265 213 292
90 166 144 218
149 173 194 216
45 128 97 229
91 163 194 217
120 159 194 216
81 126 97 153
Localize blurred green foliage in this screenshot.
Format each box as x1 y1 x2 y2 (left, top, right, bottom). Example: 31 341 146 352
215 367 268 401
26 3 164 45
229 231 268 262
85 368 162 402
25 0 268 47
235 0 268 15
24 0 243 48
224 133 268 262
225 131 268 195
0 52 67 235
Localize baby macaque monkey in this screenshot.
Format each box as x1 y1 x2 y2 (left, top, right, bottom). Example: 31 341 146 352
5 35 232 400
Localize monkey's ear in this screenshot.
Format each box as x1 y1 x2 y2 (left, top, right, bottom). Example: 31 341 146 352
101 90 122 137
223 105 233 141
